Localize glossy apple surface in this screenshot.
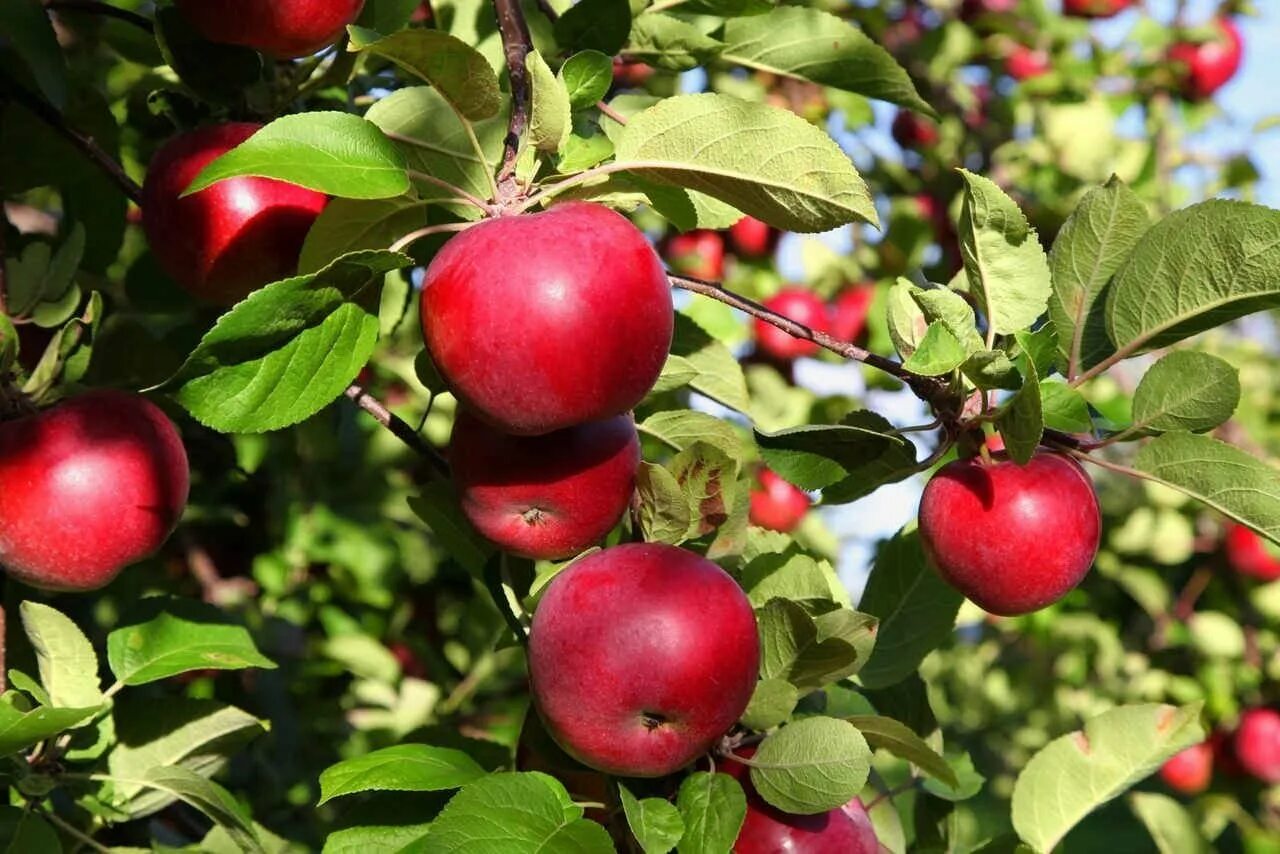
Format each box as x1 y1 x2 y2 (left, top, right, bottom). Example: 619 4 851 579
175 0 365 59
1234 708 1280 784
1007 46 1051 81
892 110 940 149
1062 0 1134 18
450 409 639 560
831 284 875 343
918 451 1101 615
729 216 777 259
1159 741 1213 795
1223 524 1280 581
666 229 726 281
0 390 189 591
528 543 759 777
141 123 327 305
421 202 673 435
1168 18 1243 100
749 469 810 534
754 288 830 361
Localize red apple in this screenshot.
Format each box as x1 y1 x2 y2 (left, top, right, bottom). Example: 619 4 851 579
421 202 673 436
749 469 810 533
0 390 189 591
612 58 654 88
1168 18 1243 101
883 8 927 51
1235 708 1280 784
517 711 611 821
892 110 940 149
831 284 875 343
528 543 759 777
1062 0 1134 18
141 123 327 305
728 216 777 260
410 2 432 23
449 409 639 560
754 287 830 361
1224 524 1280 581
665 229 726 281
1159 741 1213 795
722 750 880 854
174 0 365 60
1007 46 1051 81
918 450 1101 615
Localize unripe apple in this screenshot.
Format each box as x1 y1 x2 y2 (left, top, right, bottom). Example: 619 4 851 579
174 0 365 60
1159 741 1213 795
421 202 673 436
1007 46 1051 81
892 110 940 149
449 409 639 560
1168 18 1243 101
1223 524 1280 581
0 390 189 591
665 229 726 281
722 749 880 854
749 469 810 533
728 216 777 260
1234 708 1280 784
1062 0 1134 18
141 123 327 305
918 451 1101 615
831 284 875 343
754 287 830 361
528 543 759 777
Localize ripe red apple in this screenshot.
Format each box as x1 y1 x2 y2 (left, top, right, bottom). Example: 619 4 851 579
665 229 726 281
174 0 365 59
728 216 777 260
1168 18 1243 101
1007 46 1051 81
892 110 940 149
1062 0 1133 18
141 123 327 305
1234 708 1280 784
831 284 875 343
1223 524 1280 581
421 202 673 436
749 469 810 533
722 750 879 854
754 287 830 361
918 451 1101 615
449 409 639 560
410 2 432 23
1159 741 1213 795
612 58 654 88
528 543 759 777
0 390 189 591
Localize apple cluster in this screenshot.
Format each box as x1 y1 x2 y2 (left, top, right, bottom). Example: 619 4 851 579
1160 708 1280 794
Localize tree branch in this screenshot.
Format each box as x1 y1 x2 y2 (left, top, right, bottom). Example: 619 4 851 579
492 0 534 199
344 383 450 477
0 74 143 205
44 0 153 32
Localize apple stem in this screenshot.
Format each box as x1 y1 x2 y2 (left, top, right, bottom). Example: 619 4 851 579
491 0 534 201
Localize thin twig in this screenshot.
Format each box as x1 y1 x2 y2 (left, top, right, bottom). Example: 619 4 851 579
344 383 449 477
596 100 628 126
43 0 153 32
405 171 495 216
41 810 111 854
491 0 534 199
389 221 473 254
0 74 142 205
533 0 559 22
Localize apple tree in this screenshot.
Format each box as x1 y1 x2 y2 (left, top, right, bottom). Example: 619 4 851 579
0 0 1277 851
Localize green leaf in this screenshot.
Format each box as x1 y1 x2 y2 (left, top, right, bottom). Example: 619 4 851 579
318 744 486 805
348 28 502 120
1130 351 1239 434
1040 380 1093 433
962 349 1022 391
0 315 15 378
1010 703 1206 853
912 285 985 354
675 0 773 13
1047 176 1150 375
619 784 685 854
901 322 967 376
164 250 409 433
675 772 746 854
1133 433 1280 546
560 51 614 111
847 715 957 787
887 279 928 359
750 717 871 814
670 313 750 413
755 413 915 492
1129 792 1209 854
997 358 1043 465
957 170 1052 336
0 0 67 107
557 125 615 173
757 599 877 692
636 462 693 546
614 93 877 232
19 601 102 709
106 597 275 686
4 223 84 318
324 824 432 854
418 772 613 853
554 0 631 55
670 442 738 539
626 14 725 71
857 528 963 690
184 113 409 199
299 197 431 274
721 7 932 115
921 751 986 802
1105 200 1280 363
526 50 572 152
740 678 799 730
0 806 58 852
640 410 743 458
126 766 262 854
740 551 836 609
0 700 99 758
